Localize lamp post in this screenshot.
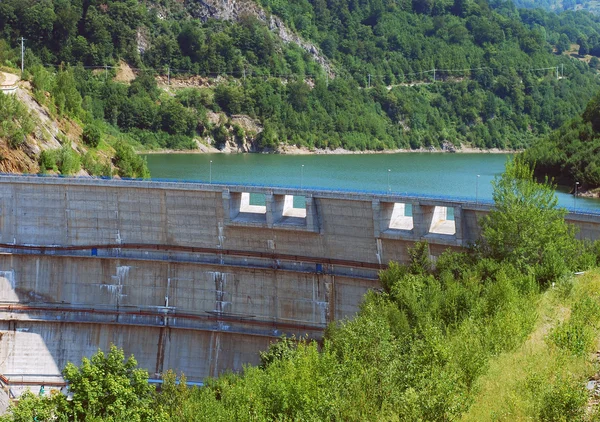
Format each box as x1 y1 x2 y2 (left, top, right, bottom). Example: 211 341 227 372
301 164 304 189
387 169 391 192
209 160 212 184
574 181 579 208
476 174 480 204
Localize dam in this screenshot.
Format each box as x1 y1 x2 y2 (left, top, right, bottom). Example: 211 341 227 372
0 175 599 407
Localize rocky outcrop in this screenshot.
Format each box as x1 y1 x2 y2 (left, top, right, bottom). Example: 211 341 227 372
184 0 334 77
204 111 262 152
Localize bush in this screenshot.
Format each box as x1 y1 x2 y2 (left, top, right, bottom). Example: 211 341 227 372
539 375 587 421
550 296 600 356
0 93 35 149
57 142 81 175
82 124 101 147
39 149 58 172
113 140 150 178
82 151 111 177
481 157 578 285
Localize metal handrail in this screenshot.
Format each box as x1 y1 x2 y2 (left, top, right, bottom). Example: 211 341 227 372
1 172 599 215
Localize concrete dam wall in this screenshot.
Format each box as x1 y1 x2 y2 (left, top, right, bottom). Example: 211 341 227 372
0 175 599 402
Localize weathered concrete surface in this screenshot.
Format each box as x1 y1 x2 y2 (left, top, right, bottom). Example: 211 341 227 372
0 175 599 402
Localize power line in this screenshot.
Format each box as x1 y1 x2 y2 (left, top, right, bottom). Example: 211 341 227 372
38 61 571 89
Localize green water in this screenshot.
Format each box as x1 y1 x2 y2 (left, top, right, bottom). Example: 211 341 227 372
143 153 600 211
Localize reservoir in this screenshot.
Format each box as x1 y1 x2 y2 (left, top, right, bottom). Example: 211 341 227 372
144 153 600 211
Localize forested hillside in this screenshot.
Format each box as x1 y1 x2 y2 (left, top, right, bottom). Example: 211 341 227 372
1 0 600 158
523 89 600 190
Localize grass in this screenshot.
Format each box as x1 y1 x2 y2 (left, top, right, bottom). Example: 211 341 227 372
462 270 600 421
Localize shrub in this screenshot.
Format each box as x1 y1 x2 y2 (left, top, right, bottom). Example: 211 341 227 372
481 157 578 285
113 140 150 178
539 375 587 421
550 296 600 356
39 149 58 172
82 124 101 148
57 142 81 175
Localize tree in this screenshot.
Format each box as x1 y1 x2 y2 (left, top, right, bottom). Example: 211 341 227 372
63 345 161 421
556 34 571 54
1 346 163 421
480 156 578 285
579 38 589 56
113 140 150 178
583 90 600 132
82 123 101 147
53 67 82 117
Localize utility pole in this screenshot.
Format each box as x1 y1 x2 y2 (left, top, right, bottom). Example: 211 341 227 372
19 37 26 76
433 68 436 82
556 66 559 80
167 67 170 86
387 169 391 192
561 63 564 77
368 74 371 88
105 64 108 82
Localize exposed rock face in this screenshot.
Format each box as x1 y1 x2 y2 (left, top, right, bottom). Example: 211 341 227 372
184 0 334 76
137 28 150 55
205 111 263 152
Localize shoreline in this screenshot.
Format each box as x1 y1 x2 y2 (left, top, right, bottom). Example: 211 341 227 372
139 144 520 155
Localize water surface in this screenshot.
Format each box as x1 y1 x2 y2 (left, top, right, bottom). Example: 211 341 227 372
143 153 600 211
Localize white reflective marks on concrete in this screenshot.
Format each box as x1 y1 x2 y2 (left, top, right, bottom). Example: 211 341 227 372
0 270 18 302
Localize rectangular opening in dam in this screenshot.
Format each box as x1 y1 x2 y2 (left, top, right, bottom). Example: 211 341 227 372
274 194 307 226
240 192 266 213
283 195 306 218
428 206 456 235
233 192 267 224
388 203 413 231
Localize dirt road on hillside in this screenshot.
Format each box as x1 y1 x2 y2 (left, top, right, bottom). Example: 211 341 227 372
1 72 19 86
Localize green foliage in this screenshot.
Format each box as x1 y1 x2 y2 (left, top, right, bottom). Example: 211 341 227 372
1 0 599 151
82 123 101 147
39 142 82 175
550 296 600 356
259 336 299 368
56 141 81 175
1 346 164 422
407 240 431 275
0 92 35 149
154 371 189 420
82 150 111 177
38 149 57 172
52 67 82 117
113 140 150 179
538 374 588 422
0 390 62 422
63 345 160 421
481 156 578 285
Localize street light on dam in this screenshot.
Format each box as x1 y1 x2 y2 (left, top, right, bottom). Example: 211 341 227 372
209 160 212 184
388 169 391 192
574 181 579 208
301 164 304 189
476 175 480 204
